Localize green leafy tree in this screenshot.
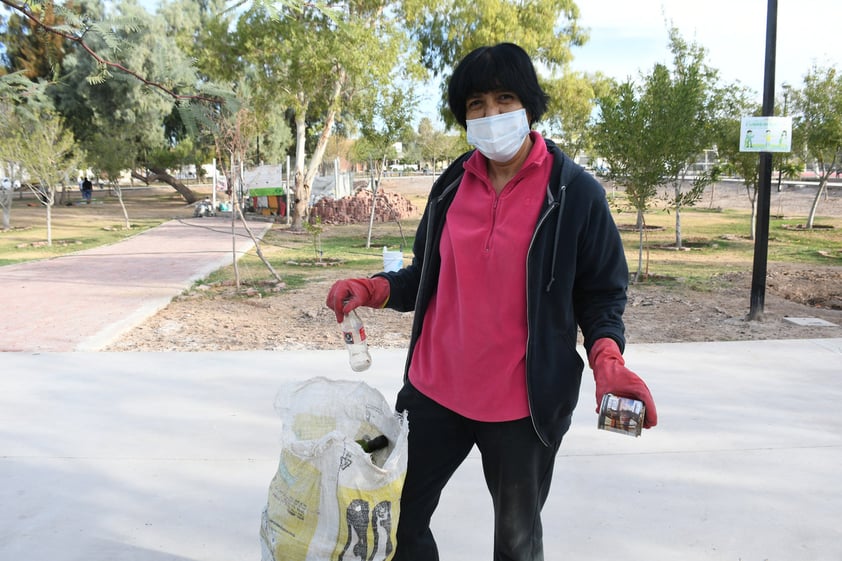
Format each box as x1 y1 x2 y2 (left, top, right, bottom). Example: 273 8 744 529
352 83 417 247
161 0 293 167
0 0 70 79
399 0 602 178
650 28 721 249
791 64 842 229
235 1 418 231
401 0 587 122
88 129 139 228
416 117 468 172
2 0 232 204
7 107 79 245
49 0 209 203
542 71 610 160
594 79 667 281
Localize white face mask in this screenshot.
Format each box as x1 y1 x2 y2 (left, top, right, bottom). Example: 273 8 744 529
466 108 531 163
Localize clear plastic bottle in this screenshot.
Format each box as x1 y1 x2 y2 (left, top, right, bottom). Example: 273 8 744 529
341 309 372 372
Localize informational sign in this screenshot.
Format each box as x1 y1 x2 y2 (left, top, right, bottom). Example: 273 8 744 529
740 116 792 153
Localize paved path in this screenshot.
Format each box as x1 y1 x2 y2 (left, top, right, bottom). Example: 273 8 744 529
0 217 271 351
1 342 841 561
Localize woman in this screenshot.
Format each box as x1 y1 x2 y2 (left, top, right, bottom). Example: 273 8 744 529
326 43 657 561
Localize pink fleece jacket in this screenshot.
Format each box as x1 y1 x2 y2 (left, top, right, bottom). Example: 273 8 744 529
408 132 553 421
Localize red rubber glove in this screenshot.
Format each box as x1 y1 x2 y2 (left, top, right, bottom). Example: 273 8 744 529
325 277 390 322
588 338 658 429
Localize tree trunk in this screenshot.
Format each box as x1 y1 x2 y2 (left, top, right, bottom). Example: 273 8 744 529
1 190 11 230
131 170 152 185
291 110 309 232
46 198 53 246
675 205 682 249
634 208 644 282
674 180 682 248
304 76 342 193
806 180 828 229
290 70 345 232
114 185 131 228
366 155 387 249
147 167 199 204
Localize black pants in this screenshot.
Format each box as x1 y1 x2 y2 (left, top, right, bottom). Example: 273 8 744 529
394 382 567 561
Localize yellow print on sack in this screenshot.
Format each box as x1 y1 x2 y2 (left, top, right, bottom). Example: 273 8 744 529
265 449 322 559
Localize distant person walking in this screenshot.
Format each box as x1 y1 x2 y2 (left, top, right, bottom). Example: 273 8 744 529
81 177 93 204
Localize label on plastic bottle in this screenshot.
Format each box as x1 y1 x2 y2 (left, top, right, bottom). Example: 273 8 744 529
343 326 366 345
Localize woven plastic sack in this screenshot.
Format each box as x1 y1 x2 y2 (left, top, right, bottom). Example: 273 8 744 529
260 377 408 561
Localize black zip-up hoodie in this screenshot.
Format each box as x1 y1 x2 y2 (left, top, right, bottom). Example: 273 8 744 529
377 138 629 447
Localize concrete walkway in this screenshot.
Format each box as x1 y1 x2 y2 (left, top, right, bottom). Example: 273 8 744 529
1 342 841 561
1 218 841 560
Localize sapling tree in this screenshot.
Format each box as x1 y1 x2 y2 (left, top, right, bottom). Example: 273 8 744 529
791 64 842 229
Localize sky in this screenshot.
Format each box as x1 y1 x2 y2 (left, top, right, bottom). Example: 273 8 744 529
568 0 839 97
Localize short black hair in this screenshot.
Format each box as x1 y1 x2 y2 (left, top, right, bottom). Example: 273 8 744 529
447 43 549 129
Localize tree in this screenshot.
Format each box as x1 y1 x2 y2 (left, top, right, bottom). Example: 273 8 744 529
0 100 19 230
48 0 209 203
204 90 284 288
88 130 136 228
1 0 232 204
416 117 468 172
650 28 721 249
401 0 587 122
542 71 610 160
7 107 79 245
160 0 293 168
593 79 667 281
792 64 842 229
352 83 417 247
235 1 416 231
0 0 69 79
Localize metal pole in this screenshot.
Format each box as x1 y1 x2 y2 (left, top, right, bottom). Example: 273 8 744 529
748 0 778 321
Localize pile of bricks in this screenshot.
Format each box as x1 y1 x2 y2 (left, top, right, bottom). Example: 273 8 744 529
311 187 418 225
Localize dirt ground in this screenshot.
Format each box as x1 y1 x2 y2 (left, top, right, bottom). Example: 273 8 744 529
106 178 842 352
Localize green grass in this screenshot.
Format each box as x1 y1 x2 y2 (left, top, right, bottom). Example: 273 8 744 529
261 222 415 271
0 217 165 266
618 207 842 285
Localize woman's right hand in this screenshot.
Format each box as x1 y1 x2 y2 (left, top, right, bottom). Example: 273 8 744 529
325 277 390 322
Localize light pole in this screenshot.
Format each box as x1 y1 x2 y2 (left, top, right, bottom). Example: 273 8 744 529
748 0 778 321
